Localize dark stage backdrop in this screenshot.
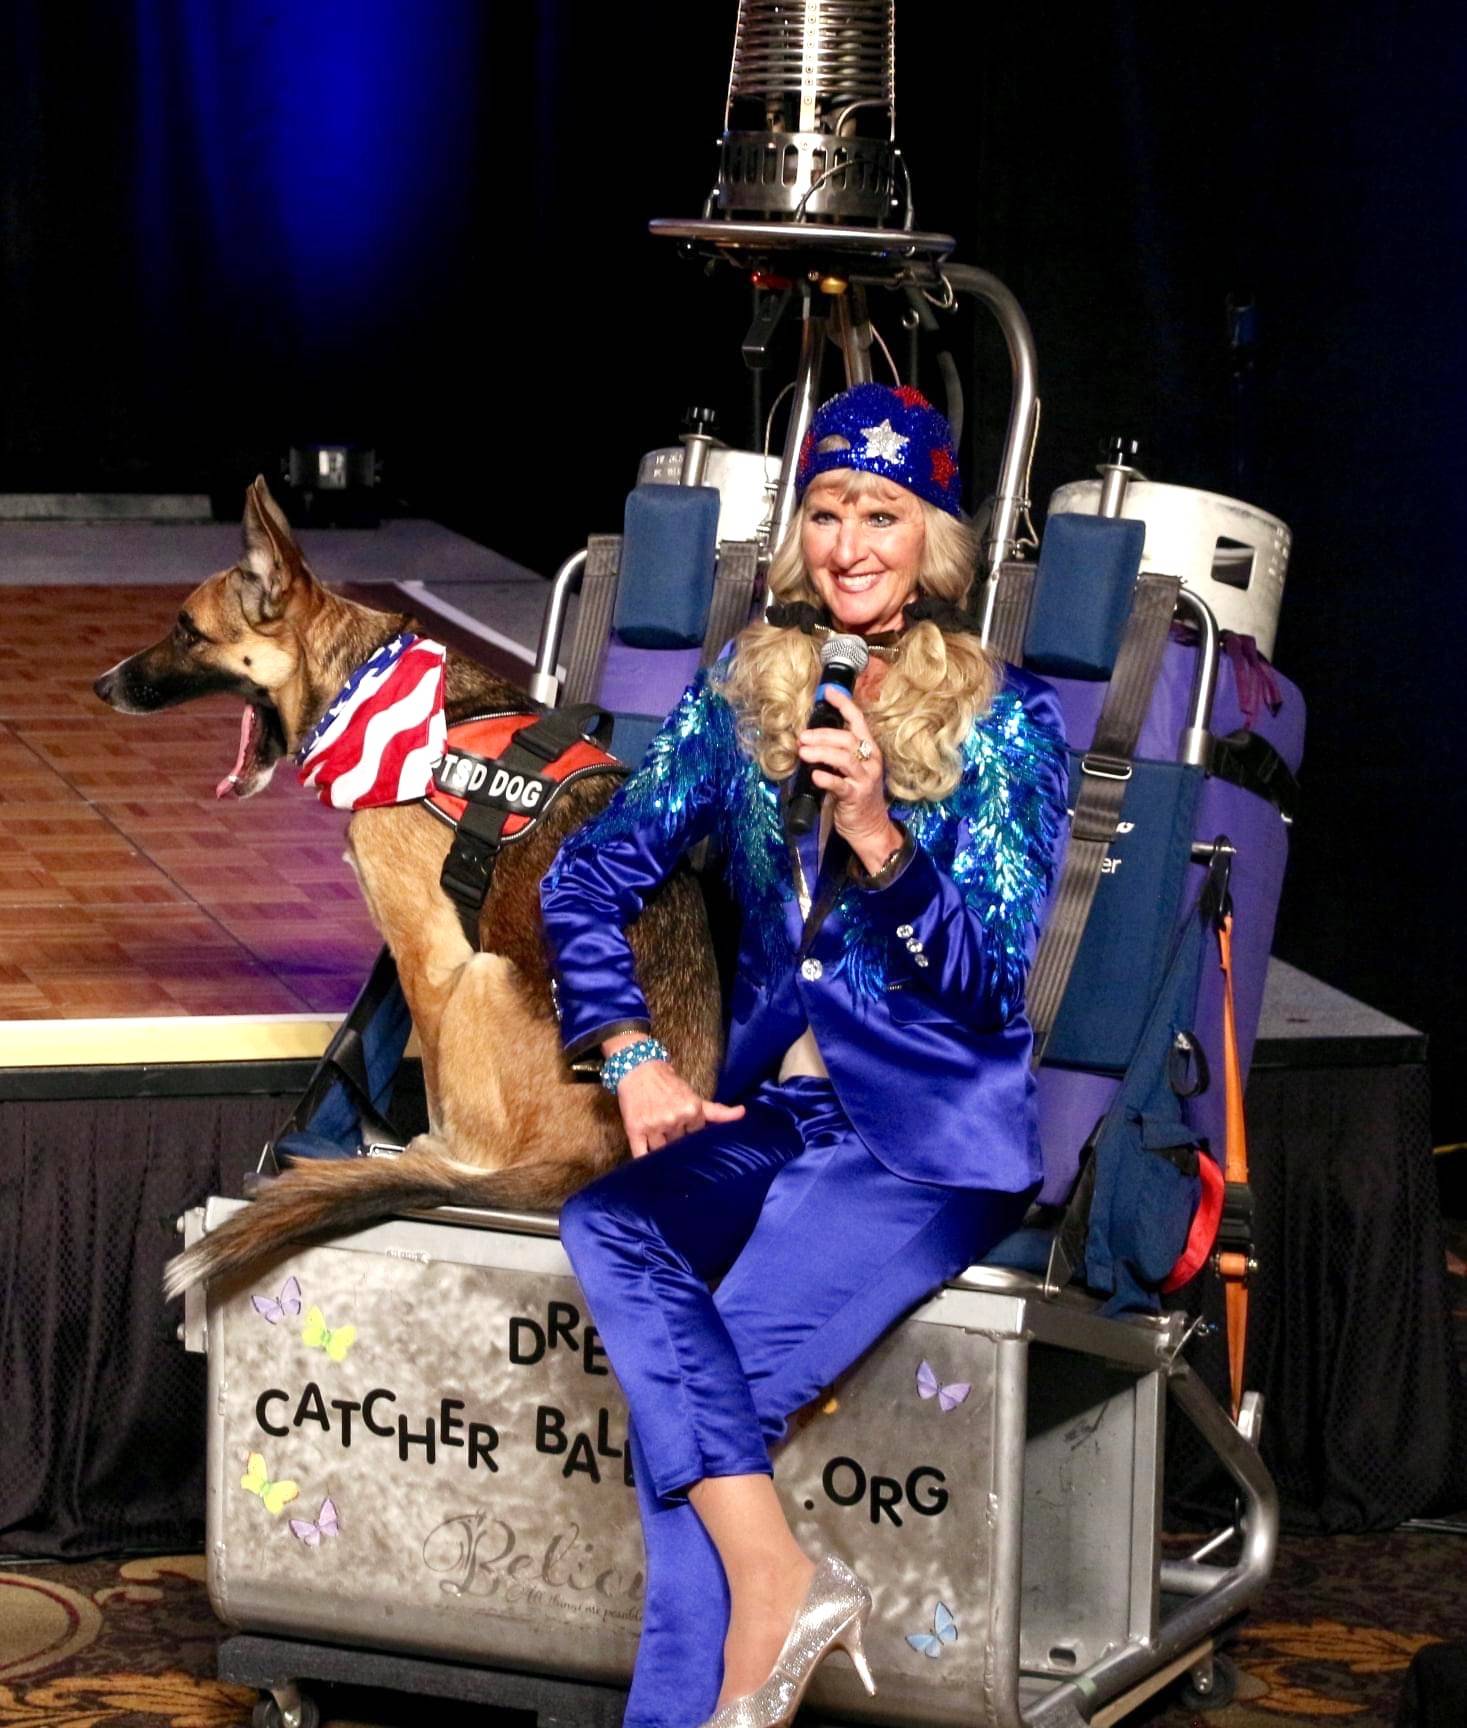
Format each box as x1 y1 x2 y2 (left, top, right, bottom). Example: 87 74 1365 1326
3 1 1464 1137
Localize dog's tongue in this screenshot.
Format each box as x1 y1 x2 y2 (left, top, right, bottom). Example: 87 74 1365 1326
216 706 261 798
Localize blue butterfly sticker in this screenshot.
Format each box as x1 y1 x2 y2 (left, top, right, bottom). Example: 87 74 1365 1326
907 1600 958 1658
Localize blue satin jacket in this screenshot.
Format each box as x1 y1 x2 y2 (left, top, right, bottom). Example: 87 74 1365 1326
540 661 1069 1193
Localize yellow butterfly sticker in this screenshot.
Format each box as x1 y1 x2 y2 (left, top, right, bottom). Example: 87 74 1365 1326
240 1452 300 1517
302 1305 356 1362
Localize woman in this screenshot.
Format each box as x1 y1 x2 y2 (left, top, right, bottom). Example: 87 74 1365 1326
541 382 1068 1728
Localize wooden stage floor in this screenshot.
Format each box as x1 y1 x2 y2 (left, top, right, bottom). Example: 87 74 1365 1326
0 581 521 1042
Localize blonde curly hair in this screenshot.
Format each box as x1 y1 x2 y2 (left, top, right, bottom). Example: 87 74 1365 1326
722 470 1003 804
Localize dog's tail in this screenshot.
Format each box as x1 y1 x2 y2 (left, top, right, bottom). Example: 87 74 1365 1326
162 1146 609 1301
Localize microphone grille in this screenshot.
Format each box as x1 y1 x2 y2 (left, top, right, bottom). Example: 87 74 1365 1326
821 633 870 672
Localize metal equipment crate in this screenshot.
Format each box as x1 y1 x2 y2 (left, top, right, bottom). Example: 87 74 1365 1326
182 1198 1274 1726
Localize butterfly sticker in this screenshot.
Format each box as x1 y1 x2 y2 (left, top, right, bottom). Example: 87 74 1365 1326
289 1497 341 1548
251 1276 302 1325
302 1305 356 1362
916 1359 971 1412
240 1453 300 1517
906 1600 959 1658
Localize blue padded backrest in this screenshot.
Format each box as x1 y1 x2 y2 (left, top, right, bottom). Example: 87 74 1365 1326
614 484 721 649
1042 755 1204 1073
1024 513 1146 680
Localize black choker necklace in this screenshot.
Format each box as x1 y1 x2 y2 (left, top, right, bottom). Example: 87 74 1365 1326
765 595 981 650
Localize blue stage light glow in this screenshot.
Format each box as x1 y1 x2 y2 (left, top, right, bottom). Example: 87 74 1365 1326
130 0 480 346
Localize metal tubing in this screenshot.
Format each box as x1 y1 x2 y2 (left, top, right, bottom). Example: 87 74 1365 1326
1129 1373 1165 1647
1190 839 1237 865
403 1202 564 1239
530 548 588 706
1175 587 1220 767
902 284 964 444
270 1684 305 1728
1189 1523 1239 1564
941 265 1039 634
1025 1362 1278 1726
769 289 826 557
680 435 713 489
985 1336 1030 1728
1159 1560 1231 1597
1097 464 1135 519
829 286 875 386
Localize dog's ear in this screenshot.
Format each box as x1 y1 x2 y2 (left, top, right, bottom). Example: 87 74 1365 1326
239 477 303 623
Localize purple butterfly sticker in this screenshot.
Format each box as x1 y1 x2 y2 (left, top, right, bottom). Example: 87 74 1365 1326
289 1497 340 1547
252 1276 302 1325
916 1359 971 1412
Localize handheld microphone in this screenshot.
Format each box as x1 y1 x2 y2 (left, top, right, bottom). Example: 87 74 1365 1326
786 634 870 836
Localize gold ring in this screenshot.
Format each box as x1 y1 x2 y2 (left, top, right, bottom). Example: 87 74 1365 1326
855 738 874 762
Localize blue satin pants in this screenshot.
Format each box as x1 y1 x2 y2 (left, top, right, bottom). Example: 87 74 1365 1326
558 1075 1033 1728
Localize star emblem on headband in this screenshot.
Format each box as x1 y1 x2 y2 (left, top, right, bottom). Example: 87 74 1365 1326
859 419 910 464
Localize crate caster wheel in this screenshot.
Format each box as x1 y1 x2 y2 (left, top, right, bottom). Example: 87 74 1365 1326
252 1690 320 1728
1178 1651 1238 1709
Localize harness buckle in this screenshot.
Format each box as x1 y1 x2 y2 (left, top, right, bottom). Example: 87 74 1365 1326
1080 751 1133 782
440 833 497 903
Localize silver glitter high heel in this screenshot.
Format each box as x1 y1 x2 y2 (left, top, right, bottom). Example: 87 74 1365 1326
699 1554 877 1728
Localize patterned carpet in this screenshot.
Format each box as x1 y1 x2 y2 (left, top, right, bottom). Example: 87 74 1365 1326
1 1525 1464 1727
3 1216 1461 1727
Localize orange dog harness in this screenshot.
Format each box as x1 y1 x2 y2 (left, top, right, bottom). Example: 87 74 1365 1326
422 705 625 945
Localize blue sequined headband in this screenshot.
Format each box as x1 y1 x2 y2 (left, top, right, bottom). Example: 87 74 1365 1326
795 383 963 517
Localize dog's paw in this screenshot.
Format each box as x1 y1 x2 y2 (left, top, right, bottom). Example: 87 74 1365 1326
402 1131 498 1182
402 1131 452 1160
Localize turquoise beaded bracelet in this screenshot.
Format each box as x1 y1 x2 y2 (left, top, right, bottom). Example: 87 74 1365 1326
600 1037 670 1093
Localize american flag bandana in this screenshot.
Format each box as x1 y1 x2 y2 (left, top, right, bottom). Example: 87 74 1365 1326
296 633 448 810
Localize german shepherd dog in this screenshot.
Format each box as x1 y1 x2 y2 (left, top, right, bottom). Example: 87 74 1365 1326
94 479 721 1299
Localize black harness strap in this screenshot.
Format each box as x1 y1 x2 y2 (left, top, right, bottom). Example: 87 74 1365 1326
437 704 616 948
439 800 514 947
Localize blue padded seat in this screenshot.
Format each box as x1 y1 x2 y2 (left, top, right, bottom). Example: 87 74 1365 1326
613 484 721 650
1025 513 1147 680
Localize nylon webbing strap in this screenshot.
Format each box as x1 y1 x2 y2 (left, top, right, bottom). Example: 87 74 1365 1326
1027 572 1182 1065
701 541 760 666
513 702 615 760
561 535 622 706
440 798 513 946
985 561 1038 664
438 705 617 947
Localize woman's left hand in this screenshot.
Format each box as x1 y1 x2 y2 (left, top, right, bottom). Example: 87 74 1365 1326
796 687 904 872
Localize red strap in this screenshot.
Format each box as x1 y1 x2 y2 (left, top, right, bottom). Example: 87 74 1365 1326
1161 1150 1225 1294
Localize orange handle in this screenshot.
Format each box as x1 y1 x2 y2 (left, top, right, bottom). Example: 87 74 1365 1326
1218 912 1251 1421
1219 914 1248 1188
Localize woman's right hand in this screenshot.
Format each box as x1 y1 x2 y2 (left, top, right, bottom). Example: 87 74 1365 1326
610 1054 745 1158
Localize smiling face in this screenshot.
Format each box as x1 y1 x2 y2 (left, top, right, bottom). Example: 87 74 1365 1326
801 471 926 635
